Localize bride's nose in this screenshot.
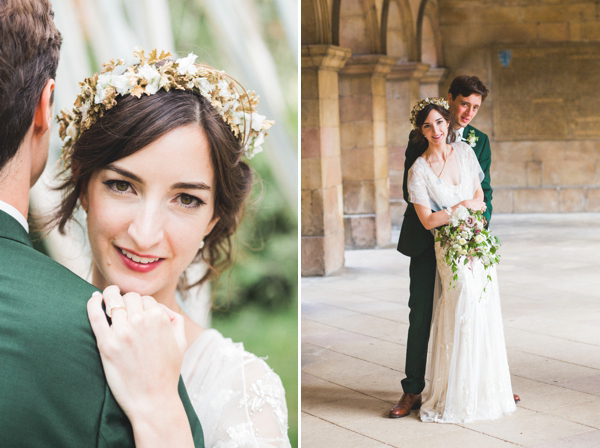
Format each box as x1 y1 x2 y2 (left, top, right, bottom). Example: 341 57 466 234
127 201 165 250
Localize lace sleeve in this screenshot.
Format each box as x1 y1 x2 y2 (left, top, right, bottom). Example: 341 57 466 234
407 160 433 208
181 330 291 448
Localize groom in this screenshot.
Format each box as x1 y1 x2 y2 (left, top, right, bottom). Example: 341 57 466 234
389 76 496 418
0 1 203 445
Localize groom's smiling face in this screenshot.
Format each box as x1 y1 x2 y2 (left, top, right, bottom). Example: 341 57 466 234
447 93 482 129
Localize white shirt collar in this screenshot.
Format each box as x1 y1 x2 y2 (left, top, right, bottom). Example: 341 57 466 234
455 127 465 140
0 200 29 233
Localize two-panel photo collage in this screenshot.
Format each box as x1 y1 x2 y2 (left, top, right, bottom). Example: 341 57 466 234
1 0 599 447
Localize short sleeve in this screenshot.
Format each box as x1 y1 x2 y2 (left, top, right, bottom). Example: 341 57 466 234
182 330 291 448
407 160 433 208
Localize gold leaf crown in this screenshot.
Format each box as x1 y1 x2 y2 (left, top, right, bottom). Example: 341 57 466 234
409 97 449 129
57 48 274 169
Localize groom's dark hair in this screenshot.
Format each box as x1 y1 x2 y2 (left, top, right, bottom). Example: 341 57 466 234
448 75 489 102
0 0 62 171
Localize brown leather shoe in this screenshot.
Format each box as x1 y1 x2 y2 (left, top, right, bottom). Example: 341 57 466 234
389 393 422 418
514 394 520 403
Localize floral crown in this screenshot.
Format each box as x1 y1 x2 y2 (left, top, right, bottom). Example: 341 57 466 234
57 48 274 168
409 97 449 129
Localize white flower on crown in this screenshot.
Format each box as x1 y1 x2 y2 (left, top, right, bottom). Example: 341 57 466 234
176 53 198 75
217 79 234 100
113 74 132 95
250 112 266 132
66 121 78 141
195 77 214 95
94 73 113 104
137 64 161 94
80 102 90 123
112 63 127 76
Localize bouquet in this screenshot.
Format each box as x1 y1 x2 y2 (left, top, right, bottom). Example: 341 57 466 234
435 205 501 289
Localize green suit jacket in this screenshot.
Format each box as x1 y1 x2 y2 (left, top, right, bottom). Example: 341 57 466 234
397 125 493 257
0 210 204 447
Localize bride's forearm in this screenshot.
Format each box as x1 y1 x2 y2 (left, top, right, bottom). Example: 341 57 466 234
414 204 450 230
129 396 195 448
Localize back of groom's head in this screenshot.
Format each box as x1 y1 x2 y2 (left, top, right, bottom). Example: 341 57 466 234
0 0 62 171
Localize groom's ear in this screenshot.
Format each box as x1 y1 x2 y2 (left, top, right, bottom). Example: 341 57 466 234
33 79 55 133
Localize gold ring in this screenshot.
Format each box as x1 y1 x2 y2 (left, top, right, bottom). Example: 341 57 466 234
105 304 127 318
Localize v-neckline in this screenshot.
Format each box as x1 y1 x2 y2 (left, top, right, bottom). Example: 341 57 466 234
421 143 461 187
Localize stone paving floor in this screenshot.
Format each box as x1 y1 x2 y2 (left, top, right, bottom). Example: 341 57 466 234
301 213 600 447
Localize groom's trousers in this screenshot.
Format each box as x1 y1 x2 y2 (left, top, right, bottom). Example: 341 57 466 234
401 243 437 395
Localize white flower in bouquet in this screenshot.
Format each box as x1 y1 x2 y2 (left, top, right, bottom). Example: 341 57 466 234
454 205 470 221
435 206 501 293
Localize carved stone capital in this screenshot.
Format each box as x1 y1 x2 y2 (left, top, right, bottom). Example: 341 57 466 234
339 54 398 77
301 45 352 71
421 66 449 85
386 62 430 81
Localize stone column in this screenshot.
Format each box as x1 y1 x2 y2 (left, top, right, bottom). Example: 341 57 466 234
301 45 352 276
386 62 430 228
420 66 449 100
339 54 397 249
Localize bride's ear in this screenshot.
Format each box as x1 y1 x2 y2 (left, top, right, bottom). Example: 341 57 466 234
79 187 89 213
203 215 220 240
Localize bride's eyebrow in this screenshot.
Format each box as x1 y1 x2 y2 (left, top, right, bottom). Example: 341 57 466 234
172 182 211 191
105 164 143 183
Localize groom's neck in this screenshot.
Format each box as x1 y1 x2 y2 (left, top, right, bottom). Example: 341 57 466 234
0 148 33 221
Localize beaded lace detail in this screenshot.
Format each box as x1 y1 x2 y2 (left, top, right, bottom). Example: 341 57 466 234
181 329 291 447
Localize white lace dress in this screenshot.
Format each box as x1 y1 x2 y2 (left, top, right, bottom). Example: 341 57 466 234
407 141 516 423
181 329 291 447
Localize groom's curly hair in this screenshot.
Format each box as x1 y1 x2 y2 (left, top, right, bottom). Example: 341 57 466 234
51 89 254 293
448 75 489 102
0 0 62 171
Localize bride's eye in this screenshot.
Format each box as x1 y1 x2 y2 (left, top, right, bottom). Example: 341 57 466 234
104 180 132 193
177 193 205 209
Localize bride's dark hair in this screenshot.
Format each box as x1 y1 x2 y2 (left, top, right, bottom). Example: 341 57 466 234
410 104 457 150
51 89 253 289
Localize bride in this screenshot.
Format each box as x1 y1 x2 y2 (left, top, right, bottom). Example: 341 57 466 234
406 98 516 423
53 49 290 447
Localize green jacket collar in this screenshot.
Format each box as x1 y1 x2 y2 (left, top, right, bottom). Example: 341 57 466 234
0 209 32 248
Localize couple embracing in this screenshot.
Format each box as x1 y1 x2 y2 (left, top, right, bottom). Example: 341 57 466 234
0 1 289 447
390 76 520 423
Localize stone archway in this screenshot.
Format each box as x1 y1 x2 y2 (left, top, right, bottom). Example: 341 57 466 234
416 0 448 99
332 0 381 54
381 0 417 61
301 0 332 45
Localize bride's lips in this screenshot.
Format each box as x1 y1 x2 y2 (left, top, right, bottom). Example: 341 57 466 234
115 246 164 273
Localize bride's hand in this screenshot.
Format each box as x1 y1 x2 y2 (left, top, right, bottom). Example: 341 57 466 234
461 198 486 212
87 285 187 420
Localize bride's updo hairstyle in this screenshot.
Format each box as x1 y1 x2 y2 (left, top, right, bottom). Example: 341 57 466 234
52 50 273 288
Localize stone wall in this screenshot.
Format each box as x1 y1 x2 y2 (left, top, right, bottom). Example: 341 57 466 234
439 0 600 213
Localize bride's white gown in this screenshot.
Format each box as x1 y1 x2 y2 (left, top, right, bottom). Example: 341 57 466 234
181 329 291 447
407 141 516 423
